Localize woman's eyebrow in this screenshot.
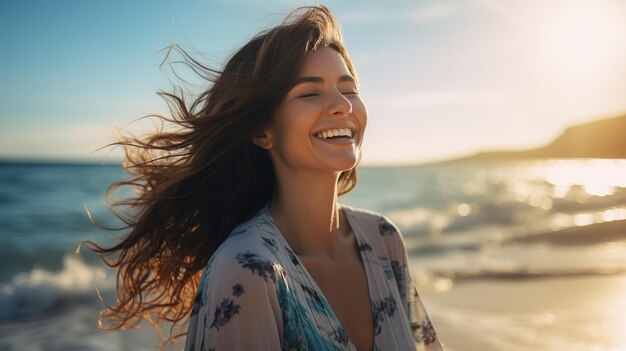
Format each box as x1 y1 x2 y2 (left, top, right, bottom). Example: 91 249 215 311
338 75 356 83
292 75 355 86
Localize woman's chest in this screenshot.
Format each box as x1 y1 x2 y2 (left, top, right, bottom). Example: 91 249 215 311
299 254 374 351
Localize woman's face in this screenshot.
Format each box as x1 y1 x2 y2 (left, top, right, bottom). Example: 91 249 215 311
266 46 367 174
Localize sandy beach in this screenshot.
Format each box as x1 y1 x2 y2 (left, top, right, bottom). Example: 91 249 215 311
423 274 626 351
418 218 626 351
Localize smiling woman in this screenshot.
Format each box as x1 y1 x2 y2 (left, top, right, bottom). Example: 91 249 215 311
84 5 443 351
254 47 367 176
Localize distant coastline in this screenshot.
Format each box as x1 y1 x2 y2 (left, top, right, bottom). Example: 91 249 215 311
0 158 120 167
437 114 626 164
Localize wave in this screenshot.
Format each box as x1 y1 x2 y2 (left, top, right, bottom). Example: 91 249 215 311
405 217 626 262
430 267 626 283
388 200 540 238
508 218 626 246
410 236 626 290
412 266 626 293
0 255 112 322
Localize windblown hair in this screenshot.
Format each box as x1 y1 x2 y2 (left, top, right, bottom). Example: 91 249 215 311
85 5 360 344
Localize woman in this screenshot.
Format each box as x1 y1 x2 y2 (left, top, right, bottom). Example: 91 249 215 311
88 5 443 351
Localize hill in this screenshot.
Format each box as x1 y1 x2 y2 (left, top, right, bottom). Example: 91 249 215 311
447 115 626 163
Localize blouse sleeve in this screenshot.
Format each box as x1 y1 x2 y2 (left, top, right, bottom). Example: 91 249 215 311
185 243 283 351
380 216 444 351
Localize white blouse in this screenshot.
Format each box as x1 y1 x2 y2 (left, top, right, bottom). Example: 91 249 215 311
185 204 444 350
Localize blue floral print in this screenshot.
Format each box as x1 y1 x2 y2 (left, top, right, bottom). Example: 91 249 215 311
358 242 373 251
330 327 350 345
383 266 394 280
236 251 276 282
378 218 398 236
209 298 241 330
301 283 327 314
262 236 278 252
276 279 342 351
185 205 443 350
371 296 398 336
232 283 245 297
285 246 300 265
283 337 305 351
391 260 407 299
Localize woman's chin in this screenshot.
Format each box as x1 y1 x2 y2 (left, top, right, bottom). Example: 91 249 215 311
323 155 359 172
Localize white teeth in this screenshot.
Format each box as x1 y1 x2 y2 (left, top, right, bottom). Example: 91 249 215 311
315 128 353 139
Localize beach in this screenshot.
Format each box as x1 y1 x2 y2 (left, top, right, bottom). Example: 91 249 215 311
424 274 626 351
417 218 626 351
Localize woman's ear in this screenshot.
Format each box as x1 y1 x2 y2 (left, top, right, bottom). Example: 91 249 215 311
251 128 274 150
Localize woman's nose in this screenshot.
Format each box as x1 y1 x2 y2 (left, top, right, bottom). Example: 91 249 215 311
328 90 353 117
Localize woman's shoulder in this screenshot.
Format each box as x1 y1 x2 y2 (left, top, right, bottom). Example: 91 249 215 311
341 204 401 236
208 206 283 271
342 204 407 262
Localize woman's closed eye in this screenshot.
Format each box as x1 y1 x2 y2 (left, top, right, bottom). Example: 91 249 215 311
299 90 358 98
299 91 322 98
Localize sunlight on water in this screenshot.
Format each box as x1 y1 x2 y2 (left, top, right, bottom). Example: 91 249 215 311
526 159 626 197
573 213 594 226
603 208 626 222
507 159 626 233
550 207 626 231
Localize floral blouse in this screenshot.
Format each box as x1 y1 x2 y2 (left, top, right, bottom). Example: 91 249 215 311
185 204 443 350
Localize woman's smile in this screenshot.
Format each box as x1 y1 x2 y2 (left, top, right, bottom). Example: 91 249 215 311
313 127 358 145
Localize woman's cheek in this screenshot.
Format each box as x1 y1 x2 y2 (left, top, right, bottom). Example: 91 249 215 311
354 100 368 138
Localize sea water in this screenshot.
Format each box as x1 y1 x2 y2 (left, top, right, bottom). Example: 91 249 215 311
0 159 625 350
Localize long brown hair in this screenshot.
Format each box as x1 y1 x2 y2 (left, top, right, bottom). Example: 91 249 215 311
84 5 360 344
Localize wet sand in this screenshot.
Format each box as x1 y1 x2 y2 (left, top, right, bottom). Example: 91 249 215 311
422 274 626 351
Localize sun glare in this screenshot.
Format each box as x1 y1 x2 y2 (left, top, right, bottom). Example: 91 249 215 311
539 159 626 197
534 0 626 86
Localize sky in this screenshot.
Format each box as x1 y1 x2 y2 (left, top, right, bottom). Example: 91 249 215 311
1 0 626 165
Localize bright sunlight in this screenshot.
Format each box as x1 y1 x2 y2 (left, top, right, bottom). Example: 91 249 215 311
534 0 626 87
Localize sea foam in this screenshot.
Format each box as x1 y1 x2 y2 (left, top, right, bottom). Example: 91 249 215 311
0 255 109 321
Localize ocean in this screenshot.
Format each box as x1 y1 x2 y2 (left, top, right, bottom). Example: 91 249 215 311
1 159 625 350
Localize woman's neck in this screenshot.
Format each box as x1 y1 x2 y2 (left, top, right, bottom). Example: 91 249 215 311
269 169 347 258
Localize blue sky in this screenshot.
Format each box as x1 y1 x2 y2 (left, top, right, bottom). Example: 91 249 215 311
2 0 626 165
